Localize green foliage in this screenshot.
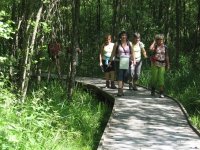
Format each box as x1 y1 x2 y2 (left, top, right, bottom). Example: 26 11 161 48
0 11 14 39
0 0 200 147
42 0 51 4
0 56 7 63
191 114 200 129
0 80 111 150
40 22 51 34
165 55 200 114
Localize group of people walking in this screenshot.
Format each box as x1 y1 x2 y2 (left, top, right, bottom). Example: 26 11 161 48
99 31 170 98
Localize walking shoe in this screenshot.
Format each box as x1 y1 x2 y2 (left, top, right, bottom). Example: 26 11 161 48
132 84 138 91
117 93 122 97
159 91 164 98
105 80 110 88
151 91 155 96
110 81 117 89
151 87 155 96
159 94 165 98
117 88 124 96
117 93 124 97
129 83 133 90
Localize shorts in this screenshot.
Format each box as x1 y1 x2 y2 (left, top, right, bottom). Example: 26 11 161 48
115 61 129 82
102 60 115 72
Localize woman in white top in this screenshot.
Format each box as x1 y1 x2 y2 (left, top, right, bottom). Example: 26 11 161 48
129 32 147 90
99 34 117 89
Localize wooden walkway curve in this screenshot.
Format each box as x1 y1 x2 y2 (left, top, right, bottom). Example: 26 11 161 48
76 77 200 150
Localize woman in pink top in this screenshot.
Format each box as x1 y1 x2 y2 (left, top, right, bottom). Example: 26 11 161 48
109 31 136 96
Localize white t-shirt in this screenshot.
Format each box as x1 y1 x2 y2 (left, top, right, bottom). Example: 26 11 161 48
132 42 144 61
103 42 114 60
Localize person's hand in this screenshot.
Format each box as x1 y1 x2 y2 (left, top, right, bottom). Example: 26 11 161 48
166 65 170 70
144 55 148 59
99 62 103 66
108 61 112 67
133 59 136 65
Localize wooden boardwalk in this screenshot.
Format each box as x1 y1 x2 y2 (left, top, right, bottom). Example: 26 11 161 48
76 77 200 150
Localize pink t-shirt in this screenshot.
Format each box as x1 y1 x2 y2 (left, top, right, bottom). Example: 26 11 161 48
117 44 131 58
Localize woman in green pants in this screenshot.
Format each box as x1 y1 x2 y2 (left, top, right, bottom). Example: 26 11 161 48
149 34 170 98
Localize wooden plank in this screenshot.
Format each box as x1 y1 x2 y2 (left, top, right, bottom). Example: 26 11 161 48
76 77 200 150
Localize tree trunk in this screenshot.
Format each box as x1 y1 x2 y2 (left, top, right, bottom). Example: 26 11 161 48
164 1 171 43
9 0 17 81
17 0 28 87
97 0 101 39
175 0 181 64
67 0 80 100
21 4 43 102
112 0 120 40
195 0 200 47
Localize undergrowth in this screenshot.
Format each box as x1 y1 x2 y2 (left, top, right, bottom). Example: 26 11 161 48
0 79 111 150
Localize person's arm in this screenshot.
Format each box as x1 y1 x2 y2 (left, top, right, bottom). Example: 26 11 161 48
149 41 157 59
109 42 117 62
142 48 147 58
99 44 104 66
149 41 156 50
130 45 136 65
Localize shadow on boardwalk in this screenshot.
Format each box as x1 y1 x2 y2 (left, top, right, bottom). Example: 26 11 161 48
76 77 200 150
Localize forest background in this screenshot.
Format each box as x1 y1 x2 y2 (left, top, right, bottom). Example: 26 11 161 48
0 0 200 149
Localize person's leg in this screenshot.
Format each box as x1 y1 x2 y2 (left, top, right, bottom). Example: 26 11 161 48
158 66 165 98
118 80 123 88
129 65 135 89
150 64 158 95
105 72 110 88
110 71 117 89
102 60 110 88
119 69 129 95
133 61 142 90
114 60 119 79
117 70 124 96
110 61 117 89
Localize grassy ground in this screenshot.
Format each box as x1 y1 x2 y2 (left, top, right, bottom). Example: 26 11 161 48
0 79 112 150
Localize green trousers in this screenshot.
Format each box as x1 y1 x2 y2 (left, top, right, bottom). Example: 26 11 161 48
150 64 165 87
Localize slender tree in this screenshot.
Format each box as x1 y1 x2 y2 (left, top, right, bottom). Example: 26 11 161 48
21 3 43 102
175 0 181 64
97 0 101 39
196 0 200 47
67 0 80 100
112 0 120 39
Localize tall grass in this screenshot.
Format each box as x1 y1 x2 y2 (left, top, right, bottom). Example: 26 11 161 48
0 79 111 150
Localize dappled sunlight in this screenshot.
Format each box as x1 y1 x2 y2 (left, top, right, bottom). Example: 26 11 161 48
76 77 200 150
